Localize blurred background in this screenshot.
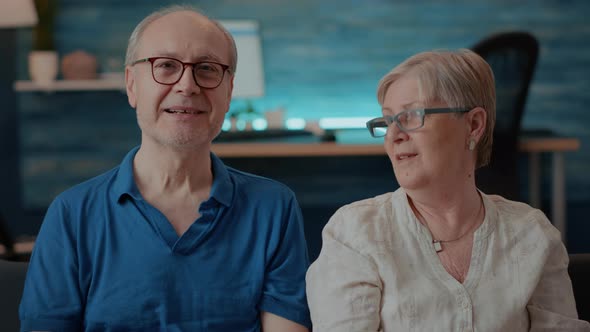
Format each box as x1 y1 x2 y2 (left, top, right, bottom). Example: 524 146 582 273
1 0 589 253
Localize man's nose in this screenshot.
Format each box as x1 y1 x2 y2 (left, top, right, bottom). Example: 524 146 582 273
175 65 202 94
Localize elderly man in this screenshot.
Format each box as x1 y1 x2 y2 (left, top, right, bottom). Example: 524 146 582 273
20 5 310 331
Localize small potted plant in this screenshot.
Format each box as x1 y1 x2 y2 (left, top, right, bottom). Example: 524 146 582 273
28 0 58 84
241 101 260 131
228 111 240 132
228 101 261 131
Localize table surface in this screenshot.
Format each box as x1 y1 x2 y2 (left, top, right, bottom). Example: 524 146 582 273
211 136 580 158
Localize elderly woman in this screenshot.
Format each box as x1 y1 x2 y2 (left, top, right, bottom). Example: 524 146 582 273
306 49 588 331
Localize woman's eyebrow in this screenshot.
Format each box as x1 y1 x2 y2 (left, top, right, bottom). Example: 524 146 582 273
400 101 423 110
382 102 422 115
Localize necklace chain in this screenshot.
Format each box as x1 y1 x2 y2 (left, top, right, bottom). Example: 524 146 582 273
433 215 480 244
427 200 484 252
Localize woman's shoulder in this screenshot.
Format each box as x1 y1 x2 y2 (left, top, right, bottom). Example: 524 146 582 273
485 193 561 242
337 191 394 212
322 190 409 248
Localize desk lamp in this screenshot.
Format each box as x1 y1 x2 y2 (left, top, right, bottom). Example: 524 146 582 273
220 20 267 131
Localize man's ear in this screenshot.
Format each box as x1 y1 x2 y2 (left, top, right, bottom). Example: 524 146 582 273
125 66 137 108
468 106 487 141
227 74 235 100
222 74 235 117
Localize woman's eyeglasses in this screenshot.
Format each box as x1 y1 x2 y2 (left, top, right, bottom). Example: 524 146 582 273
366 108 471 137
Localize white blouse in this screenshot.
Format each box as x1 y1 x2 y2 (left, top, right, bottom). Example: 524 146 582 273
306 189 589 331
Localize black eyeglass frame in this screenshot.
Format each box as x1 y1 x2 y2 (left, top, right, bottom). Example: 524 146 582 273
130 56 231 89
366 107 472 137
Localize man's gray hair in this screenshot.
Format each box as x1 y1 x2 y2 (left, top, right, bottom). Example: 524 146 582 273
124 5 238 73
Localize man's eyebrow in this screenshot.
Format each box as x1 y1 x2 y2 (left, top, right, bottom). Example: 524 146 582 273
148 52 226 63
193 53 226 63
152 52 180 59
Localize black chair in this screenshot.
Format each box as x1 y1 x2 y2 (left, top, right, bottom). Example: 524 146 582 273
0 212 33 262
0 259 28 332
568 253 590 322
471 31 539 200
0 212 16 260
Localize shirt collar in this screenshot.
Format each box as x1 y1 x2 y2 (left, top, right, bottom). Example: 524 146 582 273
112 146 142 202
112 146 233 206
209 152 233 207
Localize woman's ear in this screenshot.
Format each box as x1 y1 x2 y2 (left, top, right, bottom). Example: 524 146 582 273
467 107 487 141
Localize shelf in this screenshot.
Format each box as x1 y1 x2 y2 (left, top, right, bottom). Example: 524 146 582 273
14 75 125 92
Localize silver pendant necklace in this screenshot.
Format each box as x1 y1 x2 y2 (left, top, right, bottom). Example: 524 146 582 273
432 229 473 252
430 202 483 253
433 240 443 252
432 229 472 252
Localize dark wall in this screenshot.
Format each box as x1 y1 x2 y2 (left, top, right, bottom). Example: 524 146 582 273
2 0 589 252
0 30 22 226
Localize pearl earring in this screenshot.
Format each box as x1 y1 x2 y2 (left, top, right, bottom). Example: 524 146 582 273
468 138 476 151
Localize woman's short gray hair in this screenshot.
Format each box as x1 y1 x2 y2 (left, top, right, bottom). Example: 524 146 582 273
124 5 238 74
376 49 496 168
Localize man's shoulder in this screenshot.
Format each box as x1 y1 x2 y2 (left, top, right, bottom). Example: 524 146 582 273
39 166 121 237
225 166 296 198
55 166 120 204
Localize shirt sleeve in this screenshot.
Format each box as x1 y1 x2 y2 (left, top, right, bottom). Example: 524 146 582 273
19 196 84 332
258 192 312 329
527 227 590 331
306 210 383 332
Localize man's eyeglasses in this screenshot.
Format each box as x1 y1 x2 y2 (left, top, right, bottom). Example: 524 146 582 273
366 108 471 137
130 57 230 89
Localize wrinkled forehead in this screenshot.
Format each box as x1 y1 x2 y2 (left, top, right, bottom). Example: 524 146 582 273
138 11 229 61
385 73 423 104
407 67 449 107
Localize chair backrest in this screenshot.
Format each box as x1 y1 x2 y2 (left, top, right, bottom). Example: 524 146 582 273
471 31 539 200
0 259 28 332
0 212 16 259
568 253 590 322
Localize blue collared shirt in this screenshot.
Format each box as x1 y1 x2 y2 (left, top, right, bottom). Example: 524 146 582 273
20 146 311 331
